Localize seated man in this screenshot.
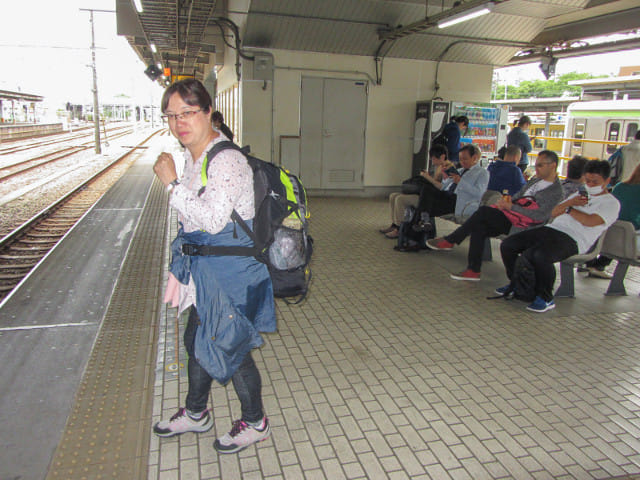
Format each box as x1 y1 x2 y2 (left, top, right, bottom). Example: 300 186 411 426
498 160 620 313
427 150 563 281
561 155 588 198
415 143 489 223
381 144 451 239
487 145 526 196
584 160 640 278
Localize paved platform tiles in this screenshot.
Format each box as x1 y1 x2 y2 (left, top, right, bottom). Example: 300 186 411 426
150 197 640 480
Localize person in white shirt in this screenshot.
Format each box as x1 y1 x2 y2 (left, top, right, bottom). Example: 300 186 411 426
498 160 620 313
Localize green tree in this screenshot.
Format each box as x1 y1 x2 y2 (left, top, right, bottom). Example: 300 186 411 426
494 72 608 99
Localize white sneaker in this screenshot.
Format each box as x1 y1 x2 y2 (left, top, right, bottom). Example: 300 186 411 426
214 417 271 454
153 408 213 437
588 267 612 279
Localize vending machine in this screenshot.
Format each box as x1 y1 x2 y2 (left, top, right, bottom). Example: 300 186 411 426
412 100 450 176
450 102 509 163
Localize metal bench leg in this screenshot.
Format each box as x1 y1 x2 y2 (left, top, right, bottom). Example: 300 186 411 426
555 262 575 298
605 261 630 296
482 237 492 262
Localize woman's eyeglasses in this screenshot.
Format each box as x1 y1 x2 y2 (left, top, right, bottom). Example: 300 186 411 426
161 109 202 122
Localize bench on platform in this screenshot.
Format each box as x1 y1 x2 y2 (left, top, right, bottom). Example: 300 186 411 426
555 232 607 298
600 220 639 296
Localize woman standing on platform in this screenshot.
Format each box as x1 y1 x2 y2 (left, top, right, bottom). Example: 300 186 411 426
152 78 276 454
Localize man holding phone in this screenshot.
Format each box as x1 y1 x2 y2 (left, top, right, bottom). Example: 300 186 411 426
499 160 620 312
414 143 489 222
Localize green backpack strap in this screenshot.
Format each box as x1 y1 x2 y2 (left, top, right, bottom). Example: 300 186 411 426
199 141 247 191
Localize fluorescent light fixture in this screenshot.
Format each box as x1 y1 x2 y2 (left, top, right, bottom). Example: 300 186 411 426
438 4 492 29
150 43 157 53
133 0 143 13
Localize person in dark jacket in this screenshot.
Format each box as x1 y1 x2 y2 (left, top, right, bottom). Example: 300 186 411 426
427 150 563 281
561 155 588 198
212 110 234 141
507 115 533 174
152 79 275 454
440 115 469 165
487 145 526 196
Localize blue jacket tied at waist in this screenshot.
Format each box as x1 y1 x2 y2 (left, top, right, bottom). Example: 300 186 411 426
170 220 276 384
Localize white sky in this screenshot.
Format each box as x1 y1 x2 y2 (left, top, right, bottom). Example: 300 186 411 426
1 1 639 108
495 48 640 85
0 0 164 108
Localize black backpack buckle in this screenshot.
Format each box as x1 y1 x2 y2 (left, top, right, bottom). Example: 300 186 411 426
182 244 200 256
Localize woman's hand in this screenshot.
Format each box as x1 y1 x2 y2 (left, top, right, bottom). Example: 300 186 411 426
154 152 178 186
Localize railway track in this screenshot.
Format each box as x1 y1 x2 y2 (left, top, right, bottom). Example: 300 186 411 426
0 128 135 182
0 129 162 302
0 124 131 155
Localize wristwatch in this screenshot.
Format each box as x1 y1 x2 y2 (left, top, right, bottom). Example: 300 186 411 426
167 179 180 192
565 206 572 214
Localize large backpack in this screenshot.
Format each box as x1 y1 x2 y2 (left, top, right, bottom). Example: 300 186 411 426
194 141 313 303
396 205 435 251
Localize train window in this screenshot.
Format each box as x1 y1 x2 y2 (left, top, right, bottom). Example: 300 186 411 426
606 122 620 154
626 123 638 142
533 128 545 149
573 122 585 149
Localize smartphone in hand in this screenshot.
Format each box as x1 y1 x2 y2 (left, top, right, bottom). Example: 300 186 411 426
578 184 588 198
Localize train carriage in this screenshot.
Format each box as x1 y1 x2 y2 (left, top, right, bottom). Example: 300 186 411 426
563 100 640 161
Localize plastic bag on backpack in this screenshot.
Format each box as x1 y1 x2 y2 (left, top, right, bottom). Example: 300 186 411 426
268 226 306 270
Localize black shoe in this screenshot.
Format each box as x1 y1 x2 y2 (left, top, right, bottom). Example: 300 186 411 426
394 244 424 252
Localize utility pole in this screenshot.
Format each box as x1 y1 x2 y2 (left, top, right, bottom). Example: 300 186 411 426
89 10 101 153
81 8 115 154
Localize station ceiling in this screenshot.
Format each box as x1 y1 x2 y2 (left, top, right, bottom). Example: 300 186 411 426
116 0 640 82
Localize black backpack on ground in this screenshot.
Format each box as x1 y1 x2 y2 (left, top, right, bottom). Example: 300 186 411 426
187 141 313 304
489 254 536 302
396 205 435 251
511 255 536 302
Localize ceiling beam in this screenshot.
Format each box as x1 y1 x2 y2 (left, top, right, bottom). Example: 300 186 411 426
508 37 640 65
529 7 640 45
379 0 497 41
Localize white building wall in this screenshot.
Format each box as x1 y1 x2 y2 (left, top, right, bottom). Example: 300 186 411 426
215 47 493 189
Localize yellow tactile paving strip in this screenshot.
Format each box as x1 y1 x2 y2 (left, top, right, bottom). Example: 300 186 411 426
46 177 168 480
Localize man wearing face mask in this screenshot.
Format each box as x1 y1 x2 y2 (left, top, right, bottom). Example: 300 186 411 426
498 160 620 313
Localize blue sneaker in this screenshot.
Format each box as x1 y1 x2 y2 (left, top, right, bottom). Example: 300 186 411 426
495 284 512 295
526 296 555 313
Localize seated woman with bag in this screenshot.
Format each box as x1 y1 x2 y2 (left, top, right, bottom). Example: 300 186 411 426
380 144 451 239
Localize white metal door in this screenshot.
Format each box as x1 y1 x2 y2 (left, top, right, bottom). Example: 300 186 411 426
300 77 367 189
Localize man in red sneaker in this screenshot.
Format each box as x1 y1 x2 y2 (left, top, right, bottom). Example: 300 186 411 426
427 150 563 281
